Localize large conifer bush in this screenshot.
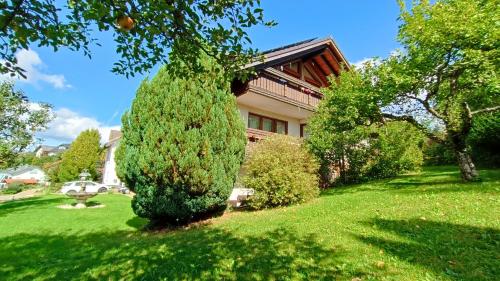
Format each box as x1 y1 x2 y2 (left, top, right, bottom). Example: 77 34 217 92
116 60 246 225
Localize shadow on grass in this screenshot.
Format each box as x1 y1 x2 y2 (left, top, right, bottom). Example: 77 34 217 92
126 216 149 230
355 218 500 281
0 197 67 218
0 227 364 281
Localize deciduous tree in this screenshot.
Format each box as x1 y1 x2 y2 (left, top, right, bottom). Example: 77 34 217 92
0 81 52 169
311 0 499 181
308 71 424 184
373 0 499 181
0 0 275 78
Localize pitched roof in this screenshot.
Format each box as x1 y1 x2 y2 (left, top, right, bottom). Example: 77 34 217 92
109 130 122 142
247 36 350 71
0 165 43 176
37 145 56 151
35 144 70 153
260 38 318 55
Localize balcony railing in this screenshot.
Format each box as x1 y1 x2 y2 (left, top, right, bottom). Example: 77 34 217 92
248 73 322 108
246 128 274 141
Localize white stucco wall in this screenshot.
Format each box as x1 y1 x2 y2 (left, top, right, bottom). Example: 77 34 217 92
12 169 47 182
102 141 122 186
238 104 302 137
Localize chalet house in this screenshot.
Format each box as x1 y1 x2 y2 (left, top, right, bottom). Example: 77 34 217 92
233 37 349 140
34 144 70 158
101 37 349 186
0 165 48 185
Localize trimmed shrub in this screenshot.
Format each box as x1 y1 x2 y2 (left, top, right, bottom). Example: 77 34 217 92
116 60 246 225
243 135 320 209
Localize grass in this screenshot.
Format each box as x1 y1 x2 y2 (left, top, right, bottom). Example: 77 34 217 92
0 166 498 280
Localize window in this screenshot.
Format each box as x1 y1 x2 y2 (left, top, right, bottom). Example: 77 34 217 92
248 113 288 134
300 124 309 138
262 117 273 132
248 114 260 129
276 121 287 134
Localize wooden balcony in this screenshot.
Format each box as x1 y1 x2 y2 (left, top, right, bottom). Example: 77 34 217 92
248 72 322 109
246 128 274 141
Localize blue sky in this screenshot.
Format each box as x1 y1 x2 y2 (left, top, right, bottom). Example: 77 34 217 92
7 0 403 146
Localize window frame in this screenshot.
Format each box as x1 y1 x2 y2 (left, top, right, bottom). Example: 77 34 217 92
248 113 288 135
300 124 308 138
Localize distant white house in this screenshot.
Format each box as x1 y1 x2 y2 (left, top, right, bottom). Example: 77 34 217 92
0 165 48 185
102 130 122 187
34 144 70 158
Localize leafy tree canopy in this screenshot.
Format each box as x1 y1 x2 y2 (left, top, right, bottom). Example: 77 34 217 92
313 0 499 181
308 70 424 185
57 129 101 182
0 0 275 78
0 81 52 169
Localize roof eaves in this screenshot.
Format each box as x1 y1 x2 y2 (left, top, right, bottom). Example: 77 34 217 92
104 136 122 147
245 36 350 70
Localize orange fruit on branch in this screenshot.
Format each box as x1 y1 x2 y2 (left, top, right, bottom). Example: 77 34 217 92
117 15 135 31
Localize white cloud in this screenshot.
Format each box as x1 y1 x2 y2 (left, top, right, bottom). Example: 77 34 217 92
352 58 374 70
351 57 383 71
1 49 71 89
352 49 403 71
38 108 120 145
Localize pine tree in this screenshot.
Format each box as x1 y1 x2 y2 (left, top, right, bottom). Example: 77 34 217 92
57 129 101 182
116 60 246 225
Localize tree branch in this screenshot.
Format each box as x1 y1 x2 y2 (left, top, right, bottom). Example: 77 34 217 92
382 113 445 143
0 0 25 33
403 93 444 119
471 105 500 115
461 102 473 136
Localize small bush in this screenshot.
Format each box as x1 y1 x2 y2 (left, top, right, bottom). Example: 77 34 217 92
243 135 320 209
423 140 455 166
47 182 64 194
1 182 30 194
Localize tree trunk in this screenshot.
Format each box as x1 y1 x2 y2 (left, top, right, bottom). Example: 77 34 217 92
455 148 478 181
450 133 478 181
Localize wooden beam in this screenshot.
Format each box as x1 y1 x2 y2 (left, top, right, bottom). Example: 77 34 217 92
321 54 339 77
325 48 342 74
312 56 331 78
327 44 350 70
304 61 328 86
309 61 329 85
264 67 322 93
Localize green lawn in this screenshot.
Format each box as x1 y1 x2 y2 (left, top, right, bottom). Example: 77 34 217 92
0 166 499 280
